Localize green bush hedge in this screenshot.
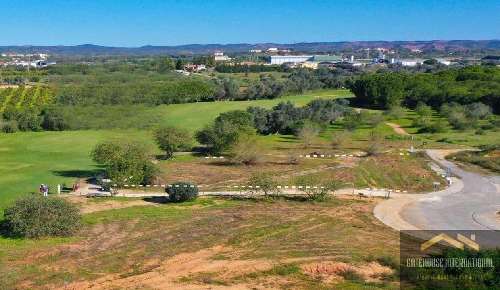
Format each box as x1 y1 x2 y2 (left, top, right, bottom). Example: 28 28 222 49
166 182 198 202
3 196 81 238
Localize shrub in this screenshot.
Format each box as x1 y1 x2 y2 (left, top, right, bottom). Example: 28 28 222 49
154 126 193 159
412 116 432 128
295 176 342 201
0 119 19 133
364 112 384 126
41 107 69 131
331 130 351 149
365 131 385 156
166 182 198 202
375 255 399 269
415 102 433 118
296 121 320 148
338 268 364 282
286 151 301 165
419 120 448 133
3 196 81 238
384 105 405 120
343 112 362 131
466 102 492 120
247 172 280 196
228 134 263 165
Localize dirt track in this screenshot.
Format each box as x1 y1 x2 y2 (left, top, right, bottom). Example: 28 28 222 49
385 122 409 135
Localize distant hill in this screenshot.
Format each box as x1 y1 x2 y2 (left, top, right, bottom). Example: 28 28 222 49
1 40 499 56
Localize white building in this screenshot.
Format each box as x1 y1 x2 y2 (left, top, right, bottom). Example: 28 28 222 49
270 55 313 65
250 49 262 53
398 59 424 67
214 52 230 62
436 58 452 66
267 47 279 52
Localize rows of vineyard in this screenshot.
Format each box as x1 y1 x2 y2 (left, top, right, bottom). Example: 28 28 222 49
0 86 54 113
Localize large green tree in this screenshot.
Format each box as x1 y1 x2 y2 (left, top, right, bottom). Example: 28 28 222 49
91 140 158 185
195 110 255 154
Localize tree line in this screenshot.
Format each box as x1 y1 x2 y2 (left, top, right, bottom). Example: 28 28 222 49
349 65 500 113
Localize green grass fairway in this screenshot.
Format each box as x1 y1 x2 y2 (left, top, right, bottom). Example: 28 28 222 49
0 130 152 214
0 89 349 213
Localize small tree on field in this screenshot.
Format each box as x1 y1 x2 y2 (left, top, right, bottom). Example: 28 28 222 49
196 110 255 154
154 126 193 159
296 121 320 148
412 102 433 128
466 103 492 121
365 131 385 156
286 150 301 165
331 130 351 149
228 134 263 165
295 175 343 201
247 172 280 197
384 105 405 120
343 112 362 131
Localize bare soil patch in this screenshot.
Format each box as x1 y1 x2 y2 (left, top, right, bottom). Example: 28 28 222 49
301 260 393 283
64 195 153 213
386 122 409 135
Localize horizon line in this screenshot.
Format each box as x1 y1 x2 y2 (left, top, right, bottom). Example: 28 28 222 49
1 39 500 49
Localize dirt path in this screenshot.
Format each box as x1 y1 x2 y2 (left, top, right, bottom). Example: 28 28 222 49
64 195 154 214
385 122 409 135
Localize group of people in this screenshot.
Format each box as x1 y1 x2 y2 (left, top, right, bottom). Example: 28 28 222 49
38 181 82 196
39 184 49 196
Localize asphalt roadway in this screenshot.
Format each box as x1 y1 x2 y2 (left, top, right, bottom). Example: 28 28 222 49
400 150 500 232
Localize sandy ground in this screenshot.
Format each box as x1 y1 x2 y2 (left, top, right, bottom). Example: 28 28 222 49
58 245 275 290
385 122 409 135
58 244 392 290
64 195 154 214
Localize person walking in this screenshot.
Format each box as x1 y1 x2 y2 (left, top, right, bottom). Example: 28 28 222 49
43 184 49 197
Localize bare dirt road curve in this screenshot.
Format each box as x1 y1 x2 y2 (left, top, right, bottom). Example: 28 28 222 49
375 149 500 233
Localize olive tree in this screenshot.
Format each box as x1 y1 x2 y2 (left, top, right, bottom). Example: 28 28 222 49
247 172 280 197
91 140 158 185
154 126 192 159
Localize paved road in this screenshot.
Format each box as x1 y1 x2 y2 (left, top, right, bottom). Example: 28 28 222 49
401 150 500 231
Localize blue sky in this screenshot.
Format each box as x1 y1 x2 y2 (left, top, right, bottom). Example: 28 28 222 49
1 0 499 46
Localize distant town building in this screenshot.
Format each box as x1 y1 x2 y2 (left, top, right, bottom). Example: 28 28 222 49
269 54 341 66
397 59 424 66
249 49 262 53
270 55 313 65
267 47 279 53
311 55 342 63
184 64 206 72
298 61 318 69
436 58 452 65
214 52 231 62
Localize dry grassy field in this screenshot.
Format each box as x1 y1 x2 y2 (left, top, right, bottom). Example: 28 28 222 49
1 196 400 289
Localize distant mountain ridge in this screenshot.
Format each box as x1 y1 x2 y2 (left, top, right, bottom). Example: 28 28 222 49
1 40 499 56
